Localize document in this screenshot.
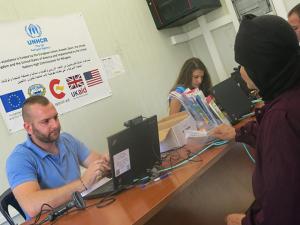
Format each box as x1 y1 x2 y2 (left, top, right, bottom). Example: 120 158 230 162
185 129 215 145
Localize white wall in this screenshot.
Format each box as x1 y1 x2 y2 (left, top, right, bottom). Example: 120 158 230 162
0 0 193 197
211 22 238 75
178 0 239 83
284 0 300 11
188 34 220 85
183 0 296 85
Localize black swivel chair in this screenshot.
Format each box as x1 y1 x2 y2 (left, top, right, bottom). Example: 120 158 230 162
0 189 26 225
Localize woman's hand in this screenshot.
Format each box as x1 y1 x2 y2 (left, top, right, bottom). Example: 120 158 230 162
209 124 236 141
226 213 245 225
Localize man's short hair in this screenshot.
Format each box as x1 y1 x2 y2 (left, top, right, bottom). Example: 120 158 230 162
22 96 50 121
288 3 300 17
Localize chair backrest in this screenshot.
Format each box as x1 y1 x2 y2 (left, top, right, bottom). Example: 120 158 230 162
0 189 26 225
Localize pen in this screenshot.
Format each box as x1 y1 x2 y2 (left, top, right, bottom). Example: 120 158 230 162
153 172 171 182
139 172 172 188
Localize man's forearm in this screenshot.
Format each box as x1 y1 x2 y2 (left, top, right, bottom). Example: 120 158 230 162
14 179 86 218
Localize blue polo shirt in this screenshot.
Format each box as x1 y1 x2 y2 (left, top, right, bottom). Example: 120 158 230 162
6 132 90 190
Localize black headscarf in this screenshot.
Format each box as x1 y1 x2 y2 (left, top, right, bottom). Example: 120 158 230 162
234 14 300 101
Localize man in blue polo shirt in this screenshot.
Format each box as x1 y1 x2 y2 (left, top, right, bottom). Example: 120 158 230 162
6 95 110 219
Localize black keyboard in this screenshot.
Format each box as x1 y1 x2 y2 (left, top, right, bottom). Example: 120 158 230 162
83 180 114 200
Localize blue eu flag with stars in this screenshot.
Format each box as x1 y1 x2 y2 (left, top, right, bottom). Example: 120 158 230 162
0 90 26 113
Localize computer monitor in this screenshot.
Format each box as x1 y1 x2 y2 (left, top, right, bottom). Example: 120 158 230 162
211 77 253 124
107 127 134 188
110 115 161 187
129 115 161 179
84 115 161 199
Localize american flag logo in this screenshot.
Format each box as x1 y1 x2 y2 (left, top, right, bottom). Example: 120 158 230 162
66 75 84 90
83 69 103 87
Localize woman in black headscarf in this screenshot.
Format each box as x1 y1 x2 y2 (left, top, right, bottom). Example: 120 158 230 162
235 14 300 101
210 15 300 225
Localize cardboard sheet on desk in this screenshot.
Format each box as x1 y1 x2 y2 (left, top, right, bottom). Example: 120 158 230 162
159 116 197 153
158 112 189 142
159 127 171 141
158 112 188 131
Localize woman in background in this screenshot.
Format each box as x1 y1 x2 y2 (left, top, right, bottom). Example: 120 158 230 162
169 57 212 115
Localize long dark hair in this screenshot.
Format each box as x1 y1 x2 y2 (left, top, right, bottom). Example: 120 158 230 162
170 57 212 96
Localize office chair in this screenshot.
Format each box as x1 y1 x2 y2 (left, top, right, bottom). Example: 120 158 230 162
0 189 26 225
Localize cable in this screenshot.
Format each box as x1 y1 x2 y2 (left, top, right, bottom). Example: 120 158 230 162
242 143 256 164
239 112 255 120
251 98 263 104
184 148 203 162
96 196 116 208
158 140 228 173
108 140 229 189
29 204 54 225
31 189 118 225
81 188 121 210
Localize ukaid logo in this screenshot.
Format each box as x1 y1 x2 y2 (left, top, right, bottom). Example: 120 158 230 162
25 24 49 51
66 75 87 98
28 84 46 96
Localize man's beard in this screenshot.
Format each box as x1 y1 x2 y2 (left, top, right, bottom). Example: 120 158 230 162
32 125 61 143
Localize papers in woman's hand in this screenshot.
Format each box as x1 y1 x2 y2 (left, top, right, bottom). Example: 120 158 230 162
185 129 216 145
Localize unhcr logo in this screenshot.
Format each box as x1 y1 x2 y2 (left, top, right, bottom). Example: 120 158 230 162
25 24 49 46
25 24 42 38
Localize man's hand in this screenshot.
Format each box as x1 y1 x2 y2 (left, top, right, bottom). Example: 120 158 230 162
209 124 236 141
81 160 107 188
226 213 245 225
82 151 111 185
100 153 111 176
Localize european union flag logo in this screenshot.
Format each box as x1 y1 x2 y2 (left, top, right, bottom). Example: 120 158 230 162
0 90 26 113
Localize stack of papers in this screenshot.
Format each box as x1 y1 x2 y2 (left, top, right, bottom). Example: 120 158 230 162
169 88 229 129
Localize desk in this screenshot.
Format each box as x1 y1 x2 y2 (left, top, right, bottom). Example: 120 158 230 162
23 114 253 225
